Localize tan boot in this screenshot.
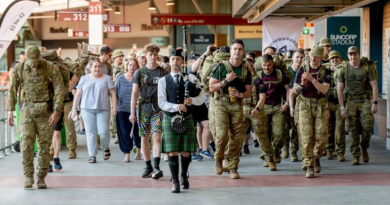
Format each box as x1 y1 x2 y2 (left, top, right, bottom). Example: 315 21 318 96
282 144 289 159
24 177 34 189
268 157 277 171
337 154 345 162
68 149 77 159
362 149 369 163
229 169 240 179
274 149 281 164
314 159 321 173
351 157 360 165
37 178 47 189
222 159 230 172
214 160 223 175
305 167 315 178
326 151 334 160
263 159 269 167
291 151 298 162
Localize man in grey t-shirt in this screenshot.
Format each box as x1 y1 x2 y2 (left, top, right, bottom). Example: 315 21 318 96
130 44 168 179
85 46 113 76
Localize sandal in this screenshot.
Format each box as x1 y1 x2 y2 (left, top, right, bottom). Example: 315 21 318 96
88 157 96 163
103 148 111 160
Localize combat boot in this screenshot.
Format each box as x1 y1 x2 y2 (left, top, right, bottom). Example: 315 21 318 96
362 149 369 163
268 157 277 171
337 154 345 162
291 151 298 162
214 160 223 175
68 149 77 159
37 178 47 189
326 151 334 160
263 159 269 167
305 167 315 178
351 157 360 165
229 169 240 179
314 159 321 173
282 144 289 159
222 159 229 172
274 149 281 164
24 177 34 189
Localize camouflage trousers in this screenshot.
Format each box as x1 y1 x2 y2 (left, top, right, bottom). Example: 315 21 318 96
346 99 374 157
326 101 346 155
243 105 274 158
19 103 54 178
50 101 77 150
208 97 216 138
298 97 328 167
264 104 286 151
214 99 244 169
285 113 299 153
109 98 117 138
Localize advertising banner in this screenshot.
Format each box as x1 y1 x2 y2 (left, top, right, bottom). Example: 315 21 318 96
234 26 262 39
151 14 262 25
327 17 360 59
262 17 305 53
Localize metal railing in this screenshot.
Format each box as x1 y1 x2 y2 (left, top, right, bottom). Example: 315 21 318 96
0 88 17 159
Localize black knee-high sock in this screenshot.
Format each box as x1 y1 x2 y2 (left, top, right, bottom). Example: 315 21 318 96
153 157 161 170
145 160 152 169
168 156 179 183
181 155 191 177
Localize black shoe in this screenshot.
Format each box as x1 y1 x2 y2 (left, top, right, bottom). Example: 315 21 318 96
243 145 250 154
152 169 163 180
78 129 86 135
48 164 53 173
209 142 216 153
181 172 190 189
53 157 62 171
253 140 259 147
171 179 180 193
142 166 153 178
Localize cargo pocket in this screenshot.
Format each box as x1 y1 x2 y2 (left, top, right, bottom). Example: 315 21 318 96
29 102 49 116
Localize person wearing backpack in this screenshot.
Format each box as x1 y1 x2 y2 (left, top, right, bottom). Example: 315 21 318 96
293 46 331 178
130 44 168 179
209 39 252 179
337 46 378 165
7 46 65 189
318 37 332 63
258 54 291 164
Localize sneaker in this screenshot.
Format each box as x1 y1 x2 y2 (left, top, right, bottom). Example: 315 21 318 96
253 140 259 147
152 169 164 180
48 164 53 173
53 157 62 171
78 129 86 135
209 142 216 153
191 153 203 161
200 150 214 159
164 154 169 162
142 166 153 178
243 145 250 154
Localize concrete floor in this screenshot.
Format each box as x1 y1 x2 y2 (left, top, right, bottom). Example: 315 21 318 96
0 134 390 205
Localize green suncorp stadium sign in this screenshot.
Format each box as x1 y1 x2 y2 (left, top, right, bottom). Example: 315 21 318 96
327 17 360 59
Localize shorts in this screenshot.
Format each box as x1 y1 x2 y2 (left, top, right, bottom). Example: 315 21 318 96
245 124 252 135
54 112 64 131
137 110 163 137
192 103 209 125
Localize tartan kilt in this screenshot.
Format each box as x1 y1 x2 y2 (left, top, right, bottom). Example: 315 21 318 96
161 114 197 153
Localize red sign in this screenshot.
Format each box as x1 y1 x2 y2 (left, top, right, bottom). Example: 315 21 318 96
89 2 103 15
103 24 131 33
151 14 262 25
57 10 108 22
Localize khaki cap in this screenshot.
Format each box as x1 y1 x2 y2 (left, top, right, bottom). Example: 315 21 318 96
310 45 324 57
136 51 145 58
112 50 124 59
347 46 359 54
25 45 41 67
319 37 332 47
328 50 341 59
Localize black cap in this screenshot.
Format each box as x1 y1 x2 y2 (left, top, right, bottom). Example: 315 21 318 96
20 51 25 55
189 53 200 60
170 48 183 58
220 46 230 53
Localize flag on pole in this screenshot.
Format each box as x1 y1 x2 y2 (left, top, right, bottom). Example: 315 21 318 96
0 0 40 59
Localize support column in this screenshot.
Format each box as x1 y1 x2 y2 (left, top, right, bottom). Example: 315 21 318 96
88 0 103 46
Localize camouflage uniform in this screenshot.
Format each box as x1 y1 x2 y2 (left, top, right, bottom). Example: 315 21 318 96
110 50 125 141
7 46 64 180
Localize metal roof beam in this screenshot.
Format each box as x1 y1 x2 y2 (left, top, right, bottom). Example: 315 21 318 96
246 0 290 23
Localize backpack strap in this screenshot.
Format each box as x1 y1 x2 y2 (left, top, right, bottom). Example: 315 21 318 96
139 67 145 92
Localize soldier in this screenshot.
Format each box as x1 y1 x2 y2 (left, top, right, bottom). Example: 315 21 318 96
158 48 205 193
136 50 147 67
110 50 125 144
209 39 252 179
85 46 113 76
293 45 331 178
287 49 305 162
325 50 346 161
130 44 168 179
259 54 290 164
242 58 276 171
7 45 64 189
337 46 378 165
319 37 332 63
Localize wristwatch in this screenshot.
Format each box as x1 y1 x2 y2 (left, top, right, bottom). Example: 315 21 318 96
256 107 260 111
372 101 378 105
326 107 330 110
340 106 345 110
290 107 294 111
223 79 229 85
